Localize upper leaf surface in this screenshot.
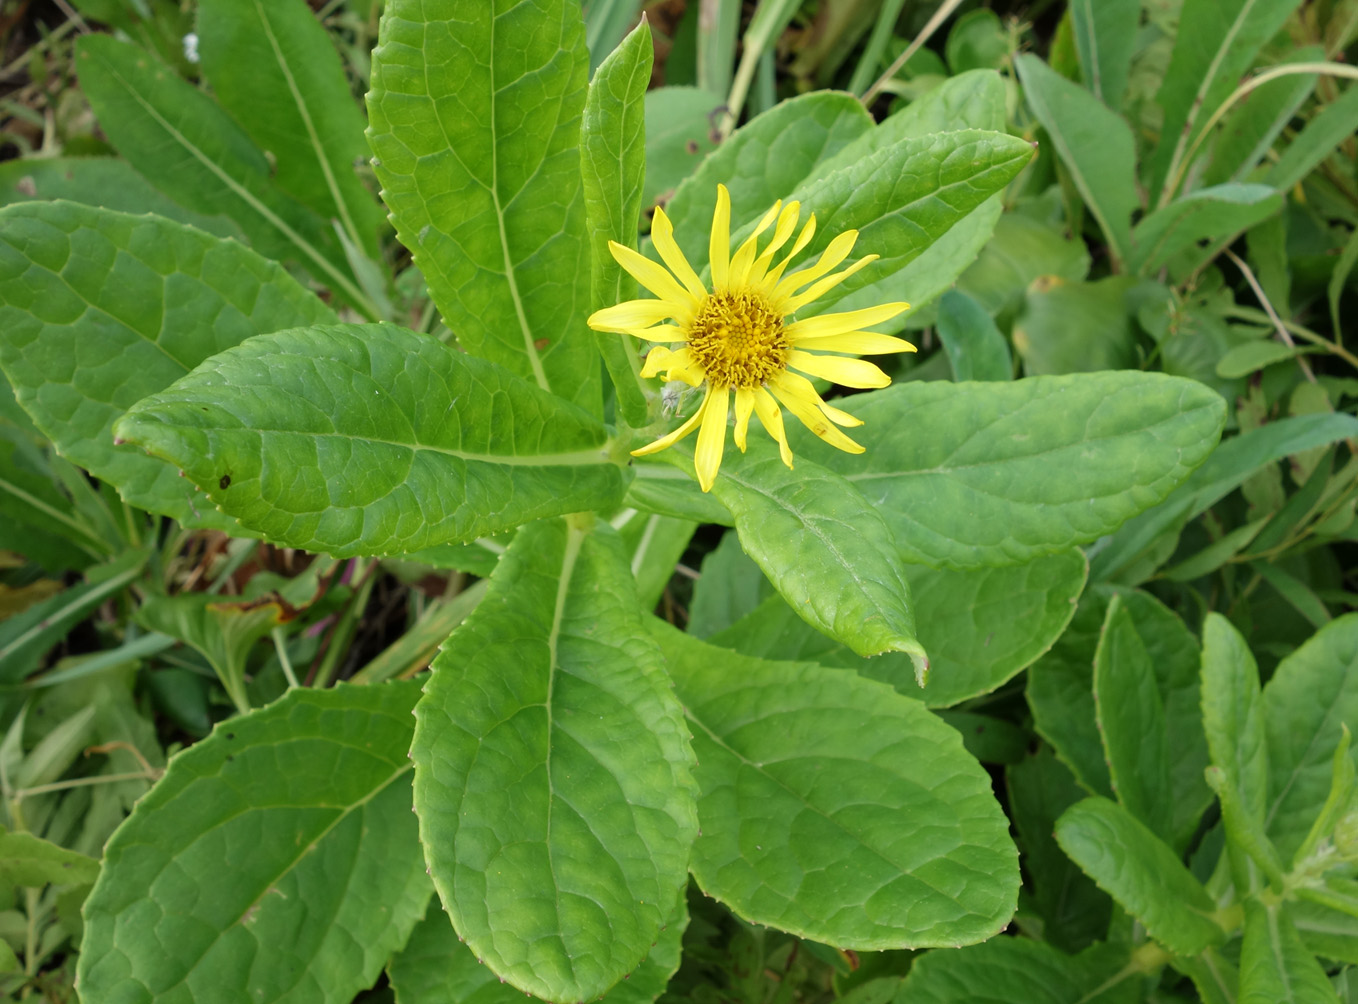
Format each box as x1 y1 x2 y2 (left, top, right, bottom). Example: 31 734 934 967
114 323 625 557
0 200 333 529
78 682 432 1004
197 0 385 258
793 371 1226 569
1055 796 1223 956
898 937 1138 1004
1262 614 1358 864
411 518 698 1003
654 622 1019 950
366 0 599 412
1202 613 1270 827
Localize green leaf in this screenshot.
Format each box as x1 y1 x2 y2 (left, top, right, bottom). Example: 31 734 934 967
0 550 148 681
653 623 1018 950
1240 899 1341 1004
1013 276 1138 375
616 511 698 614
1027 586 1116 798
686 529 775 639
0 156 237 236
1267 83 1358 193
1149 0 1305 201
196 0 385 259
75 35 366 311
1263 615 1358 865
1091 412 1358 581
0 828 99 887
626 462 734 526
412 517 697 1003
665 90 875 265
1202 613 1271 827
1094 594 1175 843
951 211 1090 321
747 129 1033 322
792 371 1226 570
1016 53 1137 267
0 201 334 528
389 897 687 1004
1006 749 1113 953
584 0 646 71
1217 340 1305 379
1130 183 1283 275
366 0 599 411
1069 0 1138 108
582 18 652 428
897 938 1138 1004
936 290 1012 382
945 9 1008 74
1055 796 1224 955
1096 592 1212 849
642 87 724 210
114 323 625 558
1203 46 1321 187
78 682 432 1004
692 441 925 669
712 548 1087 709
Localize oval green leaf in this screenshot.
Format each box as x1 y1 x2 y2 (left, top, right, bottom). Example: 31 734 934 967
113 323 624 558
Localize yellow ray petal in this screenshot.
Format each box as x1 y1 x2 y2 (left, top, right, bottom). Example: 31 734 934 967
694 385 729 491
817 399 864 428
609 241 698 310
588 299 685 333
728 200 783 288
789 331 917 355
710 184 731 291
613 322 689 342
787 349 891 388
760 213 817 291
746 201 801 287
772 230 858 302
769 373 865 454
751 386 794 468
651 208 709 300
785 302 911 341
782 254 878 313
640 345 677 378
733 387 755 452
631 391 709 457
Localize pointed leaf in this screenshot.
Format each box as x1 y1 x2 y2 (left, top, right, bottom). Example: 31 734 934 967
581 18 652 427
366 0 599 411
899 938 1138 1004
0 201 334 528
78 682 432 1004
937 289 1012 382
1202 613 1271 827
75 35 366 310
1069 0 1138 107
197 0 385 258
1055 796 1223 956
113 323 624 558
1130 183 1282 274
793 371 1226 570
411 518 697 1003
653 623 1019 950
1240 899 1341 1004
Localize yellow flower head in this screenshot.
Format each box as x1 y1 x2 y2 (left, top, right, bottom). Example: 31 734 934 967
587 184 915 492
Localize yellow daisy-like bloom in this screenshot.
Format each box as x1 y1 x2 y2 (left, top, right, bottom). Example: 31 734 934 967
587 184 915 492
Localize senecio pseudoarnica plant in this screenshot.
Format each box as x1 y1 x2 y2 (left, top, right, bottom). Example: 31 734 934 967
0 3 1232 1003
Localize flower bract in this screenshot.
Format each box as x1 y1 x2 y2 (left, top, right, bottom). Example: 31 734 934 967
588 184 915 491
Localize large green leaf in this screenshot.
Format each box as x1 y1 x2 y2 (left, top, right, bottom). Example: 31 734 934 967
366 0 599 412
1013 276 1138 375
411 518 697 1003
75 35 366 311
1262 614 1358 865
654 623 1019 950
1056 797 1224 956
1148 0 1305 201
897 938 1138 1004
712 548 1087 708
114 323 625 557
1202 614 1270 829
686 441 925 669
581 18 652 428
665 90 875 265
197 0 385 259
1016 54 1137 268
792 371 1225 570
0 201 333 528
78 682 432 1004
388 897 687 1004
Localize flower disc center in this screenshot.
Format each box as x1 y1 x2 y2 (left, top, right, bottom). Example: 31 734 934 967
686 290 789 390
